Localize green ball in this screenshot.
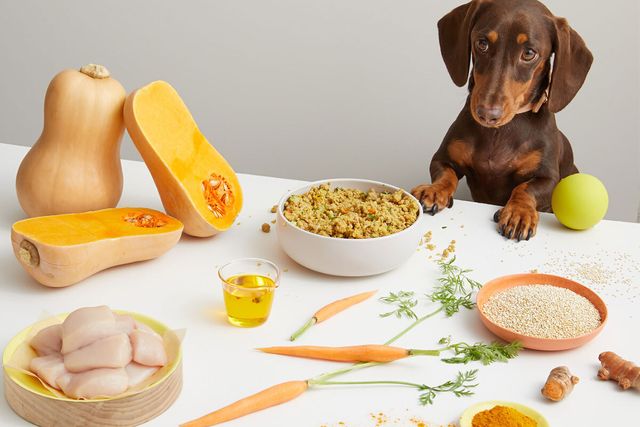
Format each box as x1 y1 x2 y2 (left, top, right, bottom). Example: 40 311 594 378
552 173 608 230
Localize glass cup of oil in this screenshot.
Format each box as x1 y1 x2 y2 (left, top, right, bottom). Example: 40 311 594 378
218 258 280 327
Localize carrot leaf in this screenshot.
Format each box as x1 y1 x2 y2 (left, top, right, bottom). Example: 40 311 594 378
428 256 482 316
379 291 419 320
418 369 478 405
438 337 522 365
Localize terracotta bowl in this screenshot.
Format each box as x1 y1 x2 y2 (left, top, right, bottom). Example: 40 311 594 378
476 273 607 351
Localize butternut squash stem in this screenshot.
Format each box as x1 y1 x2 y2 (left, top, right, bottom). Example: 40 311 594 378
19 240 39 267
79 64 110 79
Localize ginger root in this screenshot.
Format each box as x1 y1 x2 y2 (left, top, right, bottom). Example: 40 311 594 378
598 351 640 390
541 366 579 401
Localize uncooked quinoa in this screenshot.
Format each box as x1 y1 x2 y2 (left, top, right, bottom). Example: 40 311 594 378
482 284 601 339
283 184 419 239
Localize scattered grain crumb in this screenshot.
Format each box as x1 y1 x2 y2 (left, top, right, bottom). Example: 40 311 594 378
320 414 453 427
532 250 640 301
460 224 464 228
283 268 289 272
441 240 456 259
529 268 539 273
270 205 278 213
271 220 276 224
261 223 271 233
419 231 433 246
370 412 388 427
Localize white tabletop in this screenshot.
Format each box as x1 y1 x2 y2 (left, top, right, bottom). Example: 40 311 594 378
1 142 638 426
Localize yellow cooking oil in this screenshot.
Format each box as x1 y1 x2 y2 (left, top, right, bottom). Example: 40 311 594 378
222 274 276 327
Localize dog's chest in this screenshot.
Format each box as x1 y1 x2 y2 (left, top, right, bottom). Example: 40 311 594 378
470 136 540 179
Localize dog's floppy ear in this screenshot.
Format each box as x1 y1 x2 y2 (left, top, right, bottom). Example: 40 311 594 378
547 18 593 113
438 1 482 87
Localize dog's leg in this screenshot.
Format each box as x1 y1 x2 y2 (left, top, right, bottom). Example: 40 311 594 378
411 163 459 215
495 178 555 241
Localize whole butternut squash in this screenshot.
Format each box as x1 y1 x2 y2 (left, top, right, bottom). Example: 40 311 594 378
16 64 126 217
11 208 183 287
124 81 242 237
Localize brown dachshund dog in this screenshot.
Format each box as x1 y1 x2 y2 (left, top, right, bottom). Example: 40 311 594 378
412 0 593 240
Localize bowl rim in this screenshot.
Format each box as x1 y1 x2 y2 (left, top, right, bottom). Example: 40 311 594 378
476 273 608 347
276 178 423 242
2 310 182 402
459 400 549 427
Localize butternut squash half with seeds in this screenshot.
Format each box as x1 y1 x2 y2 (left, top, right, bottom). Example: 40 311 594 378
124 81 242 237
11 208 183 287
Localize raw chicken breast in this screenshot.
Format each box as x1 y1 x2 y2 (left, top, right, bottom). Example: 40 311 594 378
133 320 154 333
30 324 62 356
130 330 167 367
125 362 159 387
30 354 67 389
115 314 136 335
61 306 118 354
64 333 132 373
56 368 128 399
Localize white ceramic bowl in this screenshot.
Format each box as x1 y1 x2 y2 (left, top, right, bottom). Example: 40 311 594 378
276 178 423 277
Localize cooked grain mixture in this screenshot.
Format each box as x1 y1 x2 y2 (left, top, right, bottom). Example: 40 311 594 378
482 284 601 339
283 184 419 239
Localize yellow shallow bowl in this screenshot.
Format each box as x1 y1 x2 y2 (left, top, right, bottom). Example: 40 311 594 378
460 401 549 427
2 311 182 426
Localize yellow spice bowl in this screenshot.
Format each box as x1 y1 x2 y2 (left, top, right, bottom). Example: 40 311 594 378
460 400 549 427
2 311 182 427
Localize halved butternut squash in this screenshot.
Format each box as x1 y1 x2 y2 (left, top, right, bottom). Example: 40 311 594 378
11 208 183 287
124 81 242 237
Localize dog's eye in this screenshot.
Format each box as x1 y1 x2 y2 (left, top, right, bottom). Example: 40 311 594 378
521 48 538 62
475 39 489 53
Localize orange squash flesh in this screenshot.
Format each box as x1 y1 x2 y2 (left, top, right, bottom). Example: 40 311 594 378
124 81 242 237
11 208 183 287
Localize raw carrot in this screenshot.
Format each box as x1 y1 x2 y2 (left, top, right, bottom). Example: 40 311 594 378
290 289 377 341
258 344 439 363
180 380 308 427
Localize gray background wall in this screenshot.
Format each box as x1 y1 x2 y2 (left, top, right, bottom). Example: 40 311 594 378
1 0 638 221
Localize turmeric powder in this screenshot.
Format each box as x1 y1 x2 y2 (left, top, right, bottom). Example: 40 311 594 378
472 405 536 427
541 366 579 401
598 351 640 390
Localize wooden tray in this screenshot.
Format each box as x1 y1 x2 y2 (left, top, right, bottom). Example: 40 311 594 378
3 312 182 427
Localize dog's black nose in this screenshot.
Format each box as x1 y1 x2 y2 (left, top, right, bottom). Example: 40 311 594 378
476 105 504 125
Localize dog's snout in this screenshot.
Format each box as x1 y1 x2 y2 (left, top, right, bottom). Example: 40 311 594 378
476 105 504 125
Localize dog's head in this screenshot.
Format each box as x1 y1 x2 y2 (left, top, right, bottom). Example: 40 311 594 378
438 0 593 127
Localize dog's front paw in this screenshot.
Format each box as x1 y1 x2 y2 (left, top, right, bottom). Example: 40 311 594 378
411 184 454 215
495 202 539 241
